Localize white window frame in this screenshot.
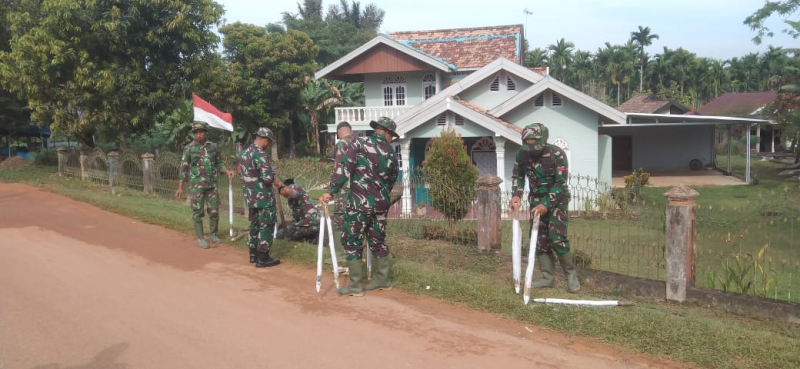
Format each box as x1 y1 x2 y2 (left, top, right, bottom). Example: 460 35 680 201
422 74 436 100
382 76 407 107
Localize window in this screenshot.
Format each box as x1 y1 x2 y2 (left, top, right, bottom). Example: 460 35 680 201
422 74 436 100
382 76 407 106
551 92 563 107
489 76 500 92
437 113 447 126
534 94 545 107
506 75 516 91
454 114 465 126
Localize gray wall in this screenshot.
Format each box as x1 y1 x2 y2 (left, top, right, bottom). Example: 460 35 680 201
600 125 715 172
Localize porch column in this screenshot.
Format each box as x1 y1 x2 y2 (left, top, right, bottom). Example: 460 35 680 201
772 129 776 153
493 136 506 189
756 125 761 152
400 138 412 216
746 124 751 184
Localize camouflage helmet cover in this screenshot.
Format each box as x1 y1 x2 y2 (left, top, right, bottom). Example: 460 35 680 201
369 117 399 138
254 127 276 141
521 123 548 151
191 122 209 132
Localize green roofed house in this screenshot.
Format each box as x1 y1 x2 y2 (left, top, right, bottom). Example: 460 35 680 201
315 24 767 215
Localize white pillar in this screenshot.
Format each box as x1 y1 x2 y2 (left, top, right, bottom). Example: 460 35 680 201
772 128 776 153
746 124 751 184
400 138 412 216
493 136 506 217
756 125 761 152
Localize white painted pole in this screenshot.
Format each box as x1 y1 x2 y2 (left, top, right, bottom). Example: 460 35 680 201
316 214 325 293
325 206 340 289
523 214 540 305
746 124 751 183
228 179 234 238
511 211 522 294
533 298 634 306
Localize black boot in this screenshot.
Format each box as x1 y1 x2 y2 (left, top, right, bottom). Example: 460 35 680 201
255 250 280 268
249 247 257 264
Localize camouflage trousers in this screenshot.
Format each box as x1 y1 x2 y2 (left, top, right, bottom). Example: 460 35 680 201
341 209 389 261
528 200 570 255
248 207 276 252
191 186 219 222
276 222 319 243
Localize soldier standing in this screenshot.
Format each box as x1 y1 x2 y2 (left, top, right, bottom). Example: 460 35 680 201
320 117 399 297
331 121 356 262
509 123 579 292
239 127 282 267
275 179 320 243
175 122 235 249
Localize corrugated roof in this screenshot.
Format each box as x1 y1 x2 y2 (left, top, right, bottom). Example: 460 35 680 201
389 25 523 69
698 92 777 117
617 93 688 114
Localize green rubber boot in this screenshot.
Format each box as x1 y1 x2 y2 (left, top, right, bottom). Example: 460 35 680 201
194 221 209 249
365 256 392 291
557 250 581 293
532 252 556 288
337 259 364 297
209 219 221 243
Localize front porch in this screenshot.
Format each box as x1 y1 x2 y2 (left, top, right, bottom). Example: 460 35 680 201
334 106 414 128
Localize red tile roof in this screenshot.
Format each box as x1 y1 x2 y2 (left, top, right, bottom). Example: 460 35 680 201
698 92 777 117
453 97 522 133
617 93 689 114
389 25 523 69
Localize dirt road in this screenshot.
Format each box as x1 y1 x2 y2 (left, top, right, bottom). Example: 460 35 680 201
0 184 681 369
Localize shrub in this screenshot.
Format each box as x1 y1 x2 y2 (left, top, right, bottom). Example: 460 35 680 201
423 128 479 221
621 167 650 202
33 148 58 166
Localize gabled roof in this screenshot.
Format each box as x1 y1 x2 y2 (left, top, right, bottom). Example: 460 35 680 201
314 34 453 80
698 92 777 117
617 93 690 114
389 25 524 69
393 57 545 127
488 77 628 125
395 96 523 144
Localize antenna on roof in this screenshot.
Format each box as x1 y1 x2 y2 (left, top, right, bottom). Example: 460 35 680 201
523 8 532 50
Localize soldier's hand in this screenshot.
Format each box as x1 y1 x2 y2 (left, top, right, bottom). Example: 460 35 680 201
174 186 183 200
509 196 521 211
320 193 333 204
533 204 548 217
225 169 235 179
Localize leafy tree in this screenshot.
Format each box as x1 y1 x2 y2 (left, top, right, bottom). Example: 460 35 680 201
547 38 575 81
0 1 30 136
524 47 548 68
0 0 225 148
423 128 479 222
745 0 800 44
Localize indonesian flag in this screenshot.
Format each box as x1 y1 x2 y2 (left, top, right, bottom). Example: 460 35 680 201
192 93 233 132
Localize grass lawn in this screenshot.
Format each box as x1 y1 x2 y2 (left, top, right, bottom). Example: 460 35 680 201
2 163 800 369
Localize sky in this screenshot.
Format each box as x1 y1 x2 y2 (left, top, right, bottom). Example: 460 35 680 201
218 0 798 60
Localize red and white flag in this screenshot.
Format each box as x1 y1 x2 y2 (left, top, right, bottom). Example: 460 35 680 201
192 93 233 132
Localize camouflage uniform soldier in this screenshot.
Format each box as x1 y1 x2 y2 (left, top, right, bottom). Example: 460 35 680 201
509 123 579 292
321 117 399 297
239 127 281 268
331 121 356 261
275 179 320 243
175 122 235 249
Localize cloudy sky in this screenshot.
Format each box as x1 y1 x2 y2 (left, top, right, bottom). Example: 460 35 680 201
217 0 797 60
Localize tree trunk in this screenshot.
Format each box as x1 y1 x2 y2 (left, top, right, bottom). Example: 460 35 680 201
289 121 296 159
639 63 644 92
617 83 621 106
118 133 127 151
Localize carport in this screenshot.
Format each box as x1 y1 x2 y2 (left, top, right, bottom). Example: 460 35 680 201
600 113 769 185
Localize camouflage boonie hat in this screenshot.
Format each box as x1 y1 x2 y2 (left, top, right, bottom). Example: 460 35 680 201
254 127 275 141
191 122 209 132
522 123 549 142
369 117 399 138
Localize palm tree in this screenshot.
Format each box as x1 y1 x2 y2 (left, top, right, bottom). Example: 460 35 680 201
547 38 575 80
630 26 659 92
281 0 324 23
525 47 549 68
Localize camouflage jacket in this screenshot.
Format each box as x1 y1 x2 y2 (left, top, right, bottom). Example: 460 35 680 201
179 140 226 188
238 144 276 209
511 144 570 209
288 186 320 227
333 134 356 196
329 133 399 214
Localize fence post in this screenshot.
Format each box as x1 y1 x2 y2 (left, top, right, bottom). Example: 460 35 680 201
476 174 503 251
57 147 68 177
141 153 154 194
664 185 699 303
107 151 119 194
79 148 90 180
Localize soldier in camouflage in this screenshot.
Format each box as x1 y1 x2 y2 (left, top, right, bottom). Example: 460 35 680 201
175 122 235 249
509 123 580 292
238 127 282 268
331 121 356 263
320 117 399 297
275 179 320 243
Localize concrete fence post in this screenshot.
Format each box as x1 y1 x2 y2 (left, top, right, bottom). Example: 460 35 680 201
79 148 90 180
141 153 155 195
107 151 119 194
57 147 68 177
664 185 699 302
476 174 503 251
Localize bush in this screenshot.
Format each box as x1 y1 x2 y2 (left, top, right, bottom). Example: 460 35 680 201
423 128 479 221
33 148 58 166
620 168 650 203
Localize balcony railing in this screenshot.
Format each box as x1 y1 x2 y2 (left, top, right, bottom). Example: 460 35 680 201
334 106 414 124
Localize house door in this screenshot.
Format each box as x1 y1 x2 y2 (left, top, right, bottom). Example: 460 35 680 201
612 135 633 172
471 137 497 176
